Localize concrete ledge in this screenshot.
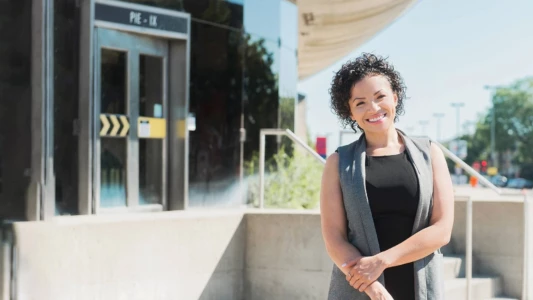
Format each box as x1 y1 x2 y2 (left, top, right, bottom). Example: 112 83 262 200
14 210 246 300
9 198 533 300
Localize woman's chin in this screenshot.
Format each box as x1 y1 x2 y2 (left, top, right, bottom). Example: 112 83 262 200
361 121 394 133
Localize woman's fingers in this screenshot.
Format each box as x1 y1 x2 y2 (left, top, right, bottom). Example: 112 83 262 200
349 272 357 286
351 277 364 290
358 282 369 293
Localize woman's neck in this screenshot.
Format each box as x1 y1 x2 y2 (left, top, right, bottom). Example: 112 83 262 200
364 126 401 149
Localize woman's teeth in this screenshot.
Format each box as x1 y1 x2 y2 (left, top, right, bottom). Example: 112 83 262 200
368 114 385 122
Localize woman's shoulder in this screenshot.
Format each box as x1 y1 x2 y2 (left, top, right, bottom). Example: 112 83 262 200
336 139 360 156
326 152 339 165
405 135 432 150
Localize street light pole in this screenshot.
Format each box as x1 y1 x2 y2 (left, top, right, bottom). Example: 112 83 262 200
433 113 445 141
419 120 429 136
484 85 498 168
450 102 465 138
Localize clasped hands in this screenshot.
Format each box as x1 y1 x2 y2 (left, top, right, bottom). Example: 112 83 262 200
342 255 388 293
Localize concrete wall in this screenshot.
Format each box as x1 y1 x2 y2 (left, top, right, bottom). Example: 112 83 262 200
244 211 332 300
13 210 246 300
10 197 533 300
11 209 333 300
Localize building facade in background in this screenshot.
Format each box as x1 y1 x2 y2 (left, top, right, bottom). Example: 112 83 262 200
0 0 298 221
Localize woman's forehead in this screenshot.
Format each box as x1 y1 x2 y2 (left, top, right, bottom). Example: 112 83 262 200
351 75 391 93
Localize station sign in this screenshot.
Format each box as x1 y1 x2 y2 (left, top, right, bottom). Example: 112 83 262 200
95 1 189 35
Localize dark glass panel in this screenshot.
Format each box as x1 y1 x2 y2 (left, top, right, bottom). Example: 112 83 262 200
188 20 243 207
0 1 32 220
54 0 80 215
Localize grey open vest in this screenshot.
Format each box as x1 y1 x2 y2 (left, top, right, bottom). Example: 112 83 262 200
328 130 444 300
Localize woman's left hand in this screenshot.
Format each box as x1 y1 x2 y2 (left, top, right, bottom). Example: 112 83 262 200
344 255 388 292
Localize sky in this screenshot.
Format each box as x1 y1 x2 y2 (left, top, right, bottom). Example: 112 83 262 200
298 0 533 155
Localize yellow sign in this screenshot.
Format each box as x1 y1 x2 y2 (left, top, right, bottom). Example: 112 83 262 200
487 167 498 176
100 114 129 137
138 117 166 139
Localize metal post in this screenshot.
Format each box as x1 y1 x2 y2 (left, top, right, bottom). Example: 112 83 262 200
522 193 529 300
484 85 498 168
239 29 246 202
433 113 444 141
466 196 473 300
0 229 12 300
259 132 266 209
418 120 429 136
31 0 56 220
451 102 465 138
491 106 496 167
258 129 326 209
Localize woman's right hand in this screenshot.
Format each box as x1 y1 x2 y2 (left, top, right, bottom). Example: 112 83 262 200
365 282 394 300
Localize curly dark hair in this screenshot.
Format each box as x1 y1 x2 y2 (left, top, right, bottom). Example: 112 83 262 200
329 53 407 132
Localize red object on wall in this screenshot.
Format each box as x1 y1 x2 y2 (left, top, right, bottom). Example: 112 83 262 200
472 161 481 172
316 137 327 158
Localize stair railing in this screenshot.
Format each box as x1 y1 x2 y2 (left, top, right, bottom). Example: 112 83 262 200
258 129 529 300
258 129 325 209
434 142 529 300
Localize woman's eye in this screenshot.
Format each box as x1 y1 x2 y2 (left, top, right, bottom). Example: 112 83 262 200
378 95 386 99
356 102 364 107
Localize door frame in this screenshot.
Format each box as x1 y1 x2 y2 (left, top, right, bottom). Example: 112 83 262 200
94 28 169 214
79 0 190 215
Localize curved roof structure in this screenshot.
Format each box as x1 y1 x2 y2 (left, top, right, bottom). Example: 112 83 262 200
295 0 418 79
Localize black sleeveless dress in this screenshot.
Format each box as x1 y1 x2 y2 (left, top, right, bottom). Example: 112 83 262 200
365 151 419 300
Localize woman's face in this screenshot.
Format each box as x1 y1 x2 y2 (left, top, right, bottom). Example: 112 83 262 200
348 75 398 134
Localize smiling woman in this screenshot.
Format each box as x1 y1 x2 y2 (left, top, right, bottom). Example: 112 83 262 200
320 53 454 300
329 53 406 134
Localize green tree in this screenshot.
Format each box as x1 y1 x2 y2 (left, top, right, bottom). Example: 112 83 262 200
465 77 533 179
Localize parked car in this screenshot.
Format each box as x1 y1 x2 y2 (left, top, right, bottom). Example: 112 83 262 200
506 178 533 189
490 175 508 187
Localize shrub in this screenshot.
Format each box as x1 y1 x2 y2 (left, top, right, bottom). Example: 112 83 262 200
246 146 323 209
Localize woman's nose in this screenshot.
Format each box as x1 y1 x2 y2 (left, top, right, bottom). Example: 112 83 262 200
368 101 380 112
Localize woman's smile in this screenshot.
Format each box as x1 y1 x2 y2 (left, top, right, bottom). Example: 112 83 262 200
366 113 387 124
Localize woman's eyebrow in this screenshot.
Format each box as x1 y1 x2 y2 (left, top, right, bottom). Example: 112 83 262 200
351 89 383 102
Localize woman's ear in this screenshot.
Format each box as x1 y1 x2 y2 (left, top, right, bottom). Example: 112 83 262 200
347 102 356 121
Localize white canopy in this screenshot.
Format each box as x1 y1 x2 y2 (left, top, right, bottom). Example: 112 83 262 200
295 0 418 79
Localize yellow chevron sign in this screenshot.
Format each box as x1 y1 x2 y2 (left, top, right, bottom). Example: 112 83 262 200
100 114 130 137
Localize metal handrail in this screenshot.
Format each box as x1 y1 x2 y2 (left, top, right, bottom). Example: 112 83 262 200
258 129 325 209
257 130 528 299
434 140 529 300
435 142 502 194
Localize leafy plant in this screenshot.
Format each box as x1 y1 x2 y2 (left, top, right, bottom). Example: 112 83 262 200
245 146 323 209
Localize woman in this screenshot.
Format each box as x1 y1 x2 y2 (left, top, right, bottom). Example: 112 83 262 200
320 53 454 300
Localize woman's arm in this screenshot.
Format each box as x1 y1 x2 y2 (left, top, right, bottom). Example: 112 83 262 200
346 143 455 292
321 153 364 272
321 153 391 296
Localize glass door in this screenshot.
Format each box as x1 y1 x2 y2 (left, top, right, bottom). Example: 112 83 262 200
94 28 168 212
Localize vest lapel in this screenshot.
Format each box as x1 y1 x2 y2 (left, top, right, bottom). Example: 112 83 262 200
398 130 432 235
352 135 381 256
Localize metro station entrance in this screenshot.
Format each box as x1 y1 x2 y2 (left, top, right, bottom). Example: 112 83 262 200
79 0 191 214
95 27 169 211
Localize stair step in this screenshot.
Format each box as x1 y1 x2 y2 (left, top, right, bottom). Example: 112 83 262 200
445 277 501 300
443 255 465 279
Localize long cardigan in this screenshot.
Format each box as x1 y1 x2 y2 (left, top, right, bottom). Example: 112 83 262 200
327 130 444 300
